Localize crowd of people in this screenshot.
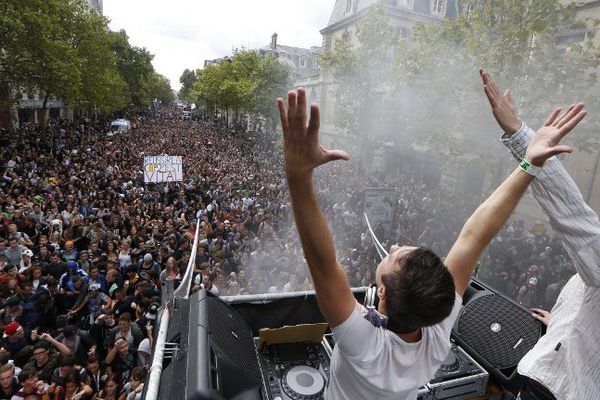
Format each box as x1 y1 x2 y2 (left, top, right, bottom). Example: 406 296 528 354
0 105 574 399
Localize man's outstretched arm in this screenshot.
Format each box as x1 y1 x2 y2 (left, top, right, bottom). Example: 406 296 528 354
445 105 586 296
277 88 355 327
481 69 600 287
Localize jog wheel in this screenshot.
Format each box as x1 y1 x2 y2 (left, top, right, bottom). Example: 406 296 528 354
282 365 325 399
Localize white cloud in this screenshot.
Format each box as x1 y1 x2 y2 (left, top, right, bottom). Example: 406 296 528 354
104 0 334 91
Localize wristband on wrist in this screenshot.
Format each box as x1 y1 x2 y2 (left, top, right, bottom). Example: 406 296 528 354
519 158 542 177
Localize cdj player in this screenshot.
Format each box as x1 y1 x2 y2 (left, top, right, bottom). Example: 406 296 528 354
256 340 331 400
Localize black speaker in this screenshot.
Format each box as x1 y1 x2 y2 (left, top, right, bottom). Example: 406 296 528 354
451 278 542 393
158 290 263 400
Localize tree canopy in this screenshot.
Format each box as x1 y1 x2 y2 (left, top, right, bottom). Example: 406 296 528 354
178 69 198 101
189 49 290 127
0 0 172 117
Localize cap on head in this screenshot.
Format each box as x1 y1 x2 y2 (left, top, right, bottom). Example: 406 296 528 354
67 261 78 269
3 321 21 337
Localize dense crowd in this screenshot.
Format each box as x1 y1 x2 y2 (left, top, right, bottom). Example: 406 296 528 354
0 107 575 399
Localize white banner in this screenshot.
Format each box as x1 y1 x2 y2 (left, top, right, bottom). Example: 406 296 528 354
144 155 183 183
364 188 396 240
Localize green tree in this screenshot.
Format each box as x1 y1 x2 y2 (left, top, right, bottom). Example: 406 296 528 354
190 49 290 128
0 0 129 121
150 73 175 104
178 68 197 101
110 29 156 108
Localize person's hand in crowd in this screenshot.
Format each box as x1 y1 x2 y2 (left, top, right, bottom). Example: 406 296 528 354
88 345 97 356
72 391 85 400
41 332 53 341
31 328 39 341
46 383 56 395
35 380 46 394
277 88 349 181
532 308 550 326
525 104 586 166
480 69 521 135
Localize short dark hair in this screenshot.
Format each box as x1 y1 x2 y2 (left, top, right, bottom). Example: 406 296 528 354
64 371 81 386
119 312 131 323
18 367 37 383
381 247 455 333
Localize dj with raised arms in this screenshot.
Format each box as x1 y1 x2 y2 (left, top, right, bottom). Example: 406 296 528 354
276 84 586 400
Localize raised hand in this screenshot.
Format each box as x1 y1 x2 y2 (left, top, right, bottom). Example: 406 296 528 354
525 104 586 166
480 69 521 135
277 88 349 181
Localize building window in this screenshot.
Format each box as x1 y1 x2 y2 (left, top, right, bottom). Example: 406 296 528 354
300 58 306 67
397 0 413 8
346 0 353 14
431 0 446 15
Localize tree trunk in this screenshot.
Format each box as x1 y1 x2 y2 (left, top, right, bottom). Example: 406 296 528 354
40 92 50 136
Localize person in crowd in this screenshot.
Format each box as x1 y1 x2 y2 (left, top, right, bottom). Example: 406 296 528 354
1 322 27 359
106 314 142 350
276 86 584 399
50 354 84 389
105 339 136 383
121 367 144 400
11 367 51 400
0 364 19 400
482 69 599 400
55 371 93 400
23 341 60 384
82 356 102 395
92 374 123 400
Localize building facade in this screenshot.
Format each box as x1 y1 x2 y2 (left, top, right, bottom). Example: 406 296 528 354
259 33 321 83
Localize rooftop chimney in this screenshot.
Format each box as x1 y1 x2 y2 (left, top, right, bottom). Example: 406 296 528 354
271 33 278 50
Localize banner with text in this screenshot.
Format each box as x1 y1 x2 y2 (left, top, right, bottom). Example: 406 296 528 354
363 188 397 240
144 155 183 183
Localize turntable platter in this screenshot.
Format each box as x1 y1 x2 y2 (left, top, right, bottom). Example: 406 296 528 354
283 365 325 397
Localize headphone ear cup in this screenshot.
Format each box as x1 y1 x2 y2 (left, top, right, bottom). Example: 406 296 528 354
363 284 377 307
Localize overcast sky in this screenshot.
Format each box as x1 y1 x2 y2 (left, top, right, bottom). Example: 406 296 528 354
104 0 333 91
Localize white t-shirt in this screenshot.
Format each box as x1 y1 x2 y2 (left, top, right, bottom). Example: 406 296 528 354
325 293 462 400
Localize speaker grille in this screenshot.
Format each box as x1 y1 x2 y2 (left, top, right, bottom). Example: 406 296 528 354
457 294 541 369
206 297 262 382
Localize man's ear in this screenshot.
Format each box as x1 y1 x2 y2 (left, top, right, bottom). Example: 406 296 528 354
377 284 386 301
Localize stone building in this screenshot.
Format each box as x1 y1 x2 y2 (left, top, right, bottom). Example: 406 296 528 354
259 33 321 83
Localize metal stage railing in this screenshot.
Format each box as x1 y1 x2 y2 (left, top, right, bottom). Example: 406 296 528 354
363 212 388 261
145 218 200 400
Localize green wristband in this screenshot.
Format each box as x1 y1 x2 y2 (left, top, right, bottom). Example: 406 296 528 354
519 158 542 177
